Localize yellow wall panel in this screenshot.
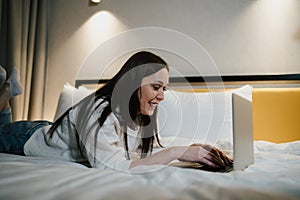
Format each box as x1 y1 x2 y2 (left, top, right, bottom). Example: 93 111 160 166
252 88 300 143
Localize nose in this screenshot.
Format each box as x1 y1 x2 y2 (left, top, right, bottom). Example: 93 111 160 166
156 89 164 101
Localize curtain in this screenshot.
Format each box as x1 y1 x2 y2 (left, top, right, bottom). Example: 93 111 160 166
0 0 48 121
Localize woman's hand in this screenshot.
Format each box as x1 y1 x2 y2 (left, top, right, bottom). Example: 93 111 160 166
178 143 233 168
129 143 232 169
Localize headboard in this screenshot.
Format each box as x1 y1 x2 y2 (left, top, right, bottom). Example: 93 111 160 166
75 74 300 143
75 74 300 88
252 88 300 143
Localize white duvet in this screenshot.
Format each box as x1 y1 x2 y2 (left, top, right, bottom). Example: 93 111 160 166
0 141 300 200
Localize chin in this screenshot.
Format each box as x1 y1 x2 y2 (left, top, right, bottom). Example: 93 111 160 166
141 110 154 116
147 112 154 116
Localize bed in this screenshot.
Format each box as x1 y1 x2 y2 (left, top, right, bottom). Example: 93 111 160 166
0 80 300 200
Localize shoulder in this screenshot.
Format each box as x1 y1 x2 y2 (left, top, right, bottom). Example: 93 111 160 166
71 97 109 117
72 97 120 128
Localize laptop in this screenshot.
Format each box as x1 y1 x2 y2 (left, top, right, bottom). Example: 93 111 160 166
170 93 254 172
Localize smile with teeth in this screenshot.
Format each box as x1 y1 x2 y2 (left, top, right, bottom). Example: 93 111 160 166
148 102 158 109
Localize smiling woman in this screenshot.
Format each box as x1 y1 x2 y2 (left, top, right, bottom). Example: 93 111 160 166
139 68 169 116
0 51 232 172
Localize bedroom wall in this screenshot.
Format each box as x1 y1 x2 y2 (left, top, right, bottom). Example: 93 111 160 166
44 0 300 120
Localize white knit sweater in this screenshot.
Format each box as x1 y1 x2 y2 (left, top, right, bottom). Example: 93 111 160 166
24 97 140 172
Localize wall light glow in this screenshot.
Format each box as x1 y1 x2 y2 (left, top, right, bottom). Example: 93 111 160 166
63 10 127 54
84 11 127 43
91 0 101 3
253 0 299 49
259 0 295 21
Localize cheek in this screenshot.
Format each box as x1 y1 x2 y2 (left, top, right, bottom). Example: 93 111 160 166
139 87 153 104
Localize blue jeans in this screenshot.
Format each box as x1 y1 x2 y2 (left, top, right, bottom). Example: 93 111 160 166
0 108 52 155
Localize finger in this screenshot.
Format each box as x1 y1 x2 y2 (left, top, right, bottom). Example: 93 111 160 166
218 151 233 165
224 154 233 165
201 145 232 166
197 157 219 168
192 144 231 167
198 147 225 168
190 143 202 147
201 145 227 166
216 148 233 165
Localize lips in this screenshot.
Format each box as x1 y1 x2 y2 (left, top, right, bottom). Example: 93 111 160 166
148 102 158 110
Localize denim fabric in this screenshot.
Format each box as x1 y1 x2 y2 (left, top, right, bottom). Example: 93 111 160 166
0 109 52 155
0 108 12 125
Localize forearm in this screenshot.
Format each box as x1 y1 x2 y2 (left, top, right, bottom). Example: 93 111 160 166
129 144 233 169
129 146 188 169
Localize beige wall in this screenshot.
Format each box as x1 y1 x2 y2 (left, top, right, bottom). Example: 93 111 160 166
44 0 300 120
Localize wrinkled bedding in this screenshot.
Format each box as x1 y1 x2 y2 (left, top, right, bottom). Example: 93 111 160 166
0 141 300 200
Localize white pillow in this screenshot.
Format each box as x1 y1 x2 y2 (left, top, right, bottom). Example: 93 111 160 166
54 83 94 121
54 83 252 147
157 85 252 146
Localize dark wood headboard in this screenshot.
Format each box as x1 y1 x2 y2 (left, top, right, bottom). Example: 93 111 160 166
75 74 300 88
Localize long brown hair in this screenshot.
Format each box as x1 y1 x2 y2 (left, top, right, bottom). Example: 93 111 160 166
48 51 168 159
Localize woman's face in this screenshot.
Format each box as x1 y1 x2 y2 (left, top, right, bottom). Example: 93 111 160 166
138 68 169 116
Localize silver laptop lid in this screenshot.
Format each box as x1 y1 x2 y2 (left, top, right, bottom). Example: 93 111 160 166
232 93 254 171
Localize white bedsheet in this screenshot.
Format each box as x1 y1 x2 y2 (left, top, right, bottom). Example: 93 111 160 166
0 141 300 200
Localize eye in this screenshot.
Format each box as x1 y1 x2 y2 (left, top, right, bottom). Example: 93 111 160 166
152 84 168 91
152 84 161 91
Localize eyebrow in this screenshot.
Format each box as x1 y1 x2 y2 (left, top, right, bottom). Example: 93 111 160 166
153 80 169 86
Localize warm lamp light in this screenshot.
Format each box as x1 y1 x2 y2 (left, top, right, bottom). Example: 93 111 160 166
91 0 101 3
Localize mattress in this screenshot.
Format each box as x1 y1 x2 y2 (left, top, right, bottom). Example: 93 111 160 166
0 140 299 200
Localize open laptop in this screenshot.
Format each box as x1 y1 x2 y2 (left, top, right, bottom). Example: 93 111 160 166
231 93 254 171
170 93 254 172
